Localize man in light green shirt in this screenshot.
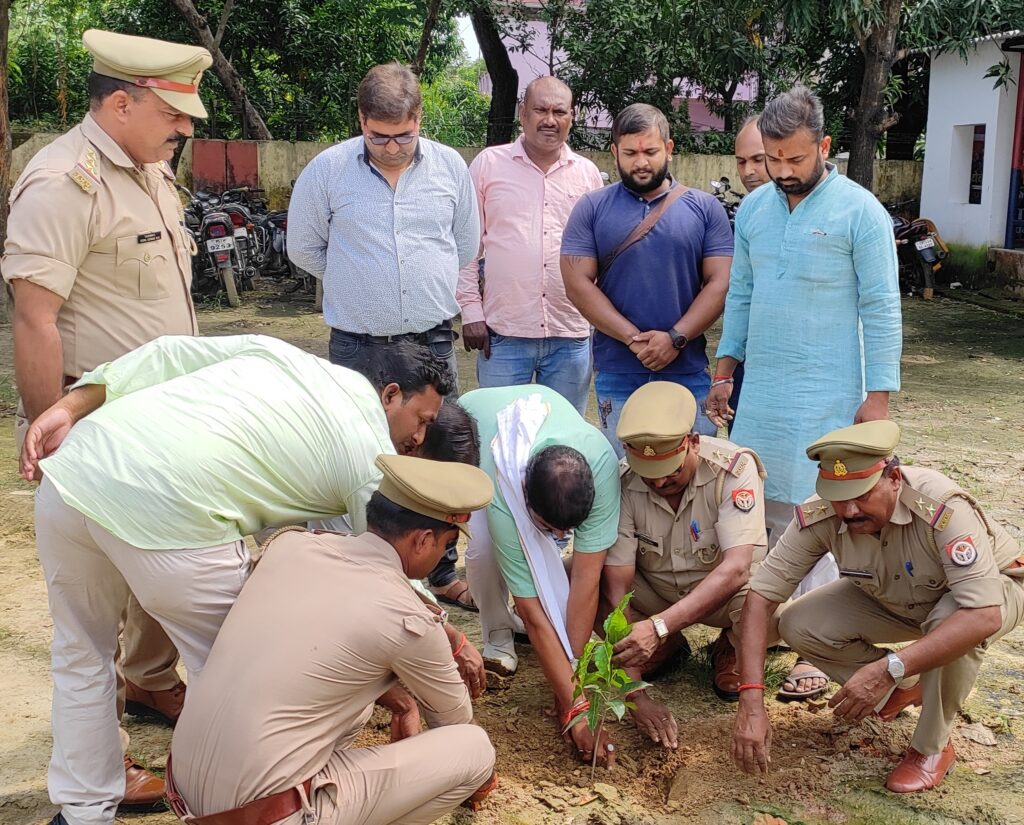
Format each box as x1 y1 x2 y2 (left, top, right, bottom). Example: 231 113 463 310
460 385 620 768
21 333 451 825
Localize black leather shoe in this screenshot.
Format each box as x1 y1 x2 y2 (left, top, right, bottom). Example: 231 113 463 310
48 814 69 825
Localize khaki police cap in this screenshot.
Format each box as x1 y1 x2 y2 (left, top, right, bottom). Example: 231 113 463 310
616 382 697 478
83 29 212 119
376 454 493 537
806 420 901 501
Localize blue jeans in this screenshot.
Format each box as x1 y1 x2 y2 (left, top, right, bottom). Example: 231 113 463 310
595 370 716 458
476 333 592 415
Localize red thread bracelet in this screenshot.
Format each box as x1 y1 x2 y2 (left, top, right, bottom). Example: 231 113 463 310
713 374 735 382
561 699 590 728
452 632 467 658
737 683 766 692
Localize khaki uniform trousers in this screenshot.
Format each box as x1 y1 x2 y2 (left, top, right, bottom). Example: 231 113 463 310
630 571 782 648
778 577 1024 754
35 478 251 825
282 725 495 825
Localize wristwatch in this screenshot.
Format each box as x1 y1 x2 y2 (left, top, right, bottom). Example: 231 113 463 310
668 328 689 350
885 652 905 681
650 615 670 641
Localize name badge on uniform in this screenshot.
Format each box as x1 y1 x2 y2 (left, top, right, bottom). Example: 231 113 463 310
838 568 874 579
137 231 162 244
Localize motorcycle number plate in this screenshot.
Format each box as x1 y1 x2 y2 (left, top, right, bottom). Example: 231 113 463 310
233 228 249 238
914 237 935 250
206 237 234 252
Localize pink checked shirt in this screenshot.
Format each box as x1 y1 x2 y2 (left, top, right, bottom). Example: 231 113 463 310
456 137 604 338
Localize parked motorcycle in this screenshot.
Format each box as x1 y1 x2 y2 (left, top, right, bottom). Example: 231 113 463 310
710 176 743 230
178 184 244 307
885 200 949 301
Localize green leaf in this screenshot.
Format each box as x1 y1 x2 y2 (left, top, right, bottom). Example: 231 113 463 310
593 642 612 683
603 590 634 645
586 701 601 732
563 711 591 735
607 699 627 720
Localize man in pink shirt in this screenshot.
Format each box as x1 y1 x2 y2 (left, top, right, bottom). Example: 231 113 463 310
457 76 604 415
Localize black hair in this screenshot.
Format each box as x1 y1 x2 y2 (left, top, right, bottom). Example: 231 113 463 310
418 401 481 466
759 84 825 142
365 490 453 542
612 103 670 145
882 455 901 477
524 445 595 531
88 72 144 109
360 341 454 398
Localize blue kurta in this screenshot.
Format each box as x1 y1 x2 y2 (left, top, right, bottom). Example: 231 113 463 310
716 166 902 505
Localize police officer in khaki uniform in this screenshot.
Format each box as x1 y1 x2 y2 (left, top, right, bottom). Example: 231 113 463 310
733 421 1024 793
168 455 498 825
2 28 211 813
605 382 806 750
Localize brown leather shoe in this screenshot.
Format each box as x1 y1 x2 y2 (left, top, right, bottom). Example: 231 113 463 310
885 742 956 793
877 681 923 722
125 679 186 726
119 753 167 812
710 630 741 701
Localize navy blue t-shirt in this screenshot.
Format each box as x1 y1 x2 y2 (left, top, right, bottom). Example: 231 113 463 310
561 181 733 375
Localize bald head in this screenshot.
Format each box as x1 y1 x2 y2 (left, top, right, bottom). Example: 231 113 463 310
735 116 770 193
523 76 572 108
519 76 574 162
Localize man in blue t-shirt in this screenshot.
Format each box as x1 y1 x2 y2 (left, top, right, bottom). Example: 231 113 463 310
560 103 733 453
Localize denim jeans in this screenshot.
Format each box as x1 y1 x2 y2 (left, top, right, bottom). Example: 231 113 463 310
595 369 716 458
476 333 592 415
328 326 460 396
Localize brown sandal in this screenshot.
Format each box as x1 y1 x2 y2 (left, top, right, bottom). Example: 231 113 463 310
429 579 478 612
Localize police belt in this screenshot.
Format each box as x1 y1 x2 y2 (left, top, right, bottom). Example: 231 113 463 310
165 755 314 825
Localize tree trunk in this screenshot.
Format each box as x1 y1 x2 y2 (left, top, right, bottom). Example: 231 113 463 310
411 0 444 75
885 55 929 161
0 0 14 323
167 0 273 140
471 3 518 146
846 0 902 190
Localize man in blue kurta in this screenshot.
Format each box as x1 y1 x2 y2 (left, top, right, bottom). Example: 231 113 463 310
706 86 902 696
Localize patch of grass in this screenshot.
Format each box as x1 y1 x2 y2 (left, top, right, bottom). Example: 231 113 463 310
943 242 991 289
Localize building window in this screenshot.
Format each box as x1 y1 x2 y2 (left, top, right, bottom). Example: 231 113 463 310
969 125 985 205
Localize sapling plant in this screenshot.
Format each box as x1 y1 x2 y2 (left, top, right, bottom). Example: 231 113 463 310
564 592 650 780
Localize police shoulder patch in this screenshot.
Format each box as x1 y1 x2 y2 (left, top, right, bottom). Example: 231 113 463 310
945 535 978 567
732 488 756 512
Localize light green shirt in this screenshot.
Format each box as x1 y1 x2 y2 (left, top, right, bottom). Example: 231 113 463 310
41 335 395 550
461 385 620 598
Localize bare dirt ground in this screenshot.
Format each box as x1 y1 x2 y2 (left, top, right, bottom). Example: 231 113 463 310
1 286 1023 825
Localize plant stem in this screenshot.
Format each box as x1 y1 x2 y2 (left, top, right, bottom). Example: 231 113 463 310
591 720 603 782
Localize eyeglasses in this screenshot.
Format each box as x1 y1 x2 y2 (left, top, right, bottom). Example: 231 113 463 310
365 134 417 146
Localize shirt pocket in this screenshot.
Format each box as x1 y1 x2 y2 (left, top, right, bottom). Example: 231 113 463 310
115 234 171 300
790 228 851 284
690 529 722 569
635 533 665 564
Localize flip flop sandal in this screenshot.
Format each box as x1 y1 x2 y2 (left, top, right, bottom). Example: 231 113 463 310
430 579 478 612
777 660 830 702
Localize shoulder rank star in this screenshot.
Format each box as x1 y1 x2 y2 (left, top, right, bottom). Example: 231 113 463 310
946 536 978 567
732 488 756 512
833 459 848 477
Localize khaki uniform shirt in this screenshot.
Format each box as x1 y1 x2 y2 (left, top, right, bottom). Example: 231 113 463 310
170 529 473 816
752 466 1024 625
608 436 768 605
2 114 196 379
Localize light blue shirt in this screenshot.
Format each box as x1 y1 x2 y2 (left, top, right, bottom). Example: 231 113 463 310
717 165 902 505
287 136 480 335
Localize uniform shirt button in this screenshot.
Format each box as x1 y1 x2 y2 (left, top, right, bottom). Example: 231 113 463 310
894 574 900 580
143 253 151 263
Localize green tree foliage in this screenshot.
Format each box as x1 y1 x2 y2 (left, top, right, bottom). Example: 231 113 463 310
421 59 490 146
7 0 466 140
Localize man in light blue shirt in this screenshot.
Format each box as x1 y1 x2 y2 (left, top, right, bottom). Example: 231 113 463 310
706 88 902 700
288 62 479 386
